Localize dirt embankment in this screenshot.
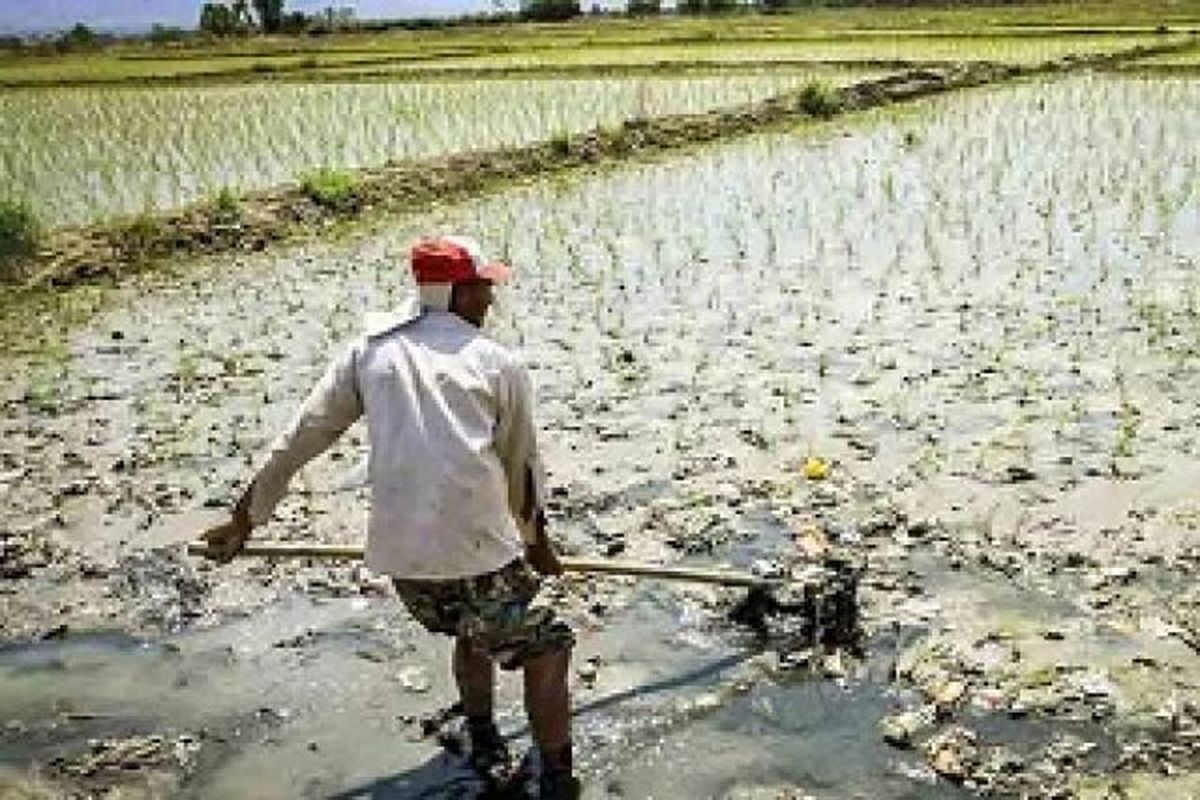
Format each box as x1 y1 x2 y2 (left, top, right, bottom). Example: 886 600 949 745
6 36 1195 295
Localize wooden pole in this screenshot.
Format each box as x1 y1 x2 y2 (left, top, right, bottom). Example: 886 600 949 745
184 541 799 588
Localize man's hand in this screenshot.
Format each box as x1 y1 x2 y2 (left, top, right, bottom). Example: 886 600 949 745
526 538 564 576
201 490 252 563
525 509 564 576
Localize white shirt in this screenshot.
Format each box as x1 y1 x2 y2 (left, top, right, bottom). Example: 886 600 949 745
246 303 545 579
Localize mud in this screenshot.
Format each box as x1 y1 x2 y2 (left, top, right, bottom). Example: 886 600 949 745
2 70 1200 797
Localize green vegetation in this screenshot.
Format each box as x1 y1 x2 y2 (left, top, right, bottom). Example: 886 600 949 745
199 2 254 37
120 212 166 259
213 188 242 222
58 23 101 52
300 168 360 211
253 0 285 34
2 72 873 226
0 200 40 279
626 0 663 16
1 3 1197 87
1124 40 1200 67
199 0 354 37
798 81 840 117
548 131 573 156
520 0 582 22
0 1 1195 287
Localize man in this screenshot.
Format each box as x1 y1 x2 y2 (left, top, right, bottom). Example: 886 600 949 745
202 235 578 798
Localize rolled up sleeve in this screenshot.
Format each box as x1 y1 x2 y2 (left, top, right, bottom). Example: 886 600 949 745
495 359 547 544
247 344 364 527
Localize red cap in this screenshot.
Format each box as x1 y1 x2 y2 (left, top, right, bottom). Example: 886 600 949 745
410 236 511 285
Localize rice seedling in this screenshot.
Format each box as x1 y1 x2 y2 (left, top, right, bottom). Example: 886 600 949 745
0 69 882 228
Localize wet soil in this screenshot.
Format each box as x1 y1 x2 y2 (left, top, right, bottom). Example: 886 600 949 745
2 71 1199 797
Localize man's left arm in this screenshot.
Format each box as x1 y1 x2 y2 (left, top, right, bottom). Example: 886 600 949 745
496 359 562 576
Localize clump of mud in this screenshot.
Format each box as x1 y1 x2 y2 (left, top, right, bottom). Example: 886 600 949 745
107 550 211 632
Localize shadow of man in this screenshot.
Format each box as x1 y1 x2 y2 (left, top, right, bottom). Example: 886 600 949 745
328 650 754 799
325 748 496 800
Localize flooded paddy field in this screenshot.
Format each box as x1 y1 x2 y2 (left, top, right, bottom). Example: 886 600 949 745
2 71 1200 798
0 68 888 228
382 32 1184 75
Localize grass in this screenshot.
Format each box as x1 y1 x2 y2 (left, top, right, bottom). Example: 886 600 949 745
300 168 361 211
119 211 166 258
213 187 241 223
0 199 40 279
798 81 841 118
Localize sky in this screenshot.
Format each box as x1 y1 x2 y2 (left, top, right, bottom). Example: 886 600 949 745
0 1 512 35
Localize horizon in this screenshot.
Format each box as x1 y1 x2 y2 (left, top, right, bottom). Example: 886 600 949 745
0 1 539 36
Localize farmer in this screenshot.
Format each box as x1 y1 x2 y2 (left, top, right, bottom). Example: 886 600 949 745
201 235 579 798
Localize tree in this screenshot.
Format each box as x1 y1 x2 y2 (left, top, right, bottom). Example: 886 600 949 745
200 3 236 35
149 24 186 44
231 0 253 28
626 0 661 15
280 11 309 33
308 6 358 32
677 0 740 13
57 23 99 51
199 2 251 35
520 0 580 21
253 0 285 33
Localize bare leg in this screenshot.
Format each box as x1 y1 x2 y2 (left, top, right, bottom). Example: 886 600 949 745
524 647 572 770
454 635 495 718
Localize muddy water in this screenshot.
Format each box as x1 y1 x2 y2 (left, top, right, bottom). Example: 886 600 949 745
3 72 1200 797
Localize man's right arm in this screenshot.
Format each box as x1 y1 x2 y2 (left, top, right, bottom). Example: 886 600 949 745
204 344 364 562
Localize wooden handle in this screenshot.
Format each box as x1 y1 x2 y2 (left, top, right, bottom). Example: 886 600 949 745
185 541 783 588
559 556 770 587
187 541 365 560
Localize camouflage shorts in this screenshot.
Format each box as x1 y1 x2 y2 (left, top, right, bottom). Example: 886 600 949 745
392 559 574 670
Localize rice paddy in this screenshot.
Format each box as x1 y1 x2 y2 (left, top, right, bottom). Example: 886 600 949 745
3 4 1200 797
1 68 884 227
367 32 1188 73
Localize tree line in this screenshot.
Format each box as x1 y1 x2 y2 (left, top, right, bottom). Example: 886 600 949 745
199 1 357 35
0 0 1076 51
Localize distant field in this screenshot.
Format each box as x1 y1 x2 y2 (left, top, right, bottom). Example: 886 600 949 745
0 0 1196 230
0 68 886 227
1123 41 1200 65
0 0 1197 86
0 33 1183 86
354 33 1187 74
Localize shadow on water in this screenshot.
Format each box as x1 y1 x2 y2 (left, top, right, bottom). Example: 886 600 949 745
327 651 757 800
325 751 487 800
0 578 961 800
0 571 1092 799
575 626 974 800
